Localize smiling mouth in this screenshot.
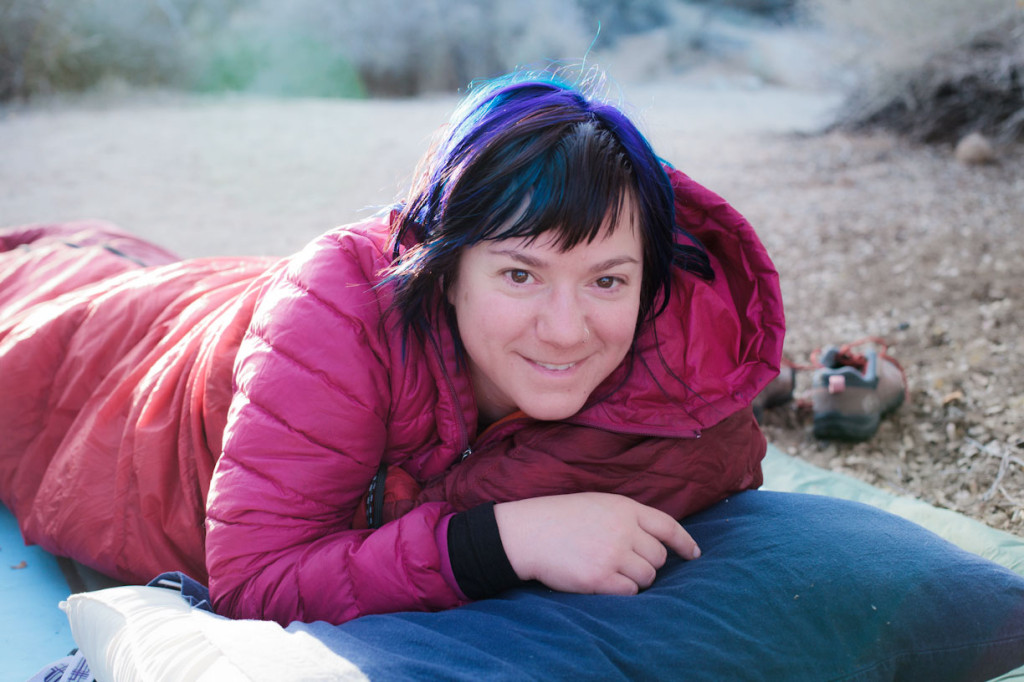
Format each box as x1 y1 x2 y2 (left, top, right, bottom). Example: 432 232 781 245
533 360 577 371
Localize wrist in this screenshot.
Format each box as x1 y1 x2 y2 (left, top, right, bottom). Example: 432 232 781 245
493 500 534 582
448 502 525 599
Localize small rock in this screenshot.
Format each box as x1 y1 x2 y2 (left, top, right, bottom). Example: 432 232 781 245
955 132 996 165
986 511 1009 528
942 390 965 406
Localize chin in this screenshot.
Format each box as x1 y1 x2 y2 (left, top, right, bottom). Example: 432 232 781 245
520 399 587 423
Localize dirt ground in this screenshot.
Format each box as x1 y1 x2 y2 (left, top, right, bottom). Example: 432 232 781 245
1 73 1021 537
723 130 1024 537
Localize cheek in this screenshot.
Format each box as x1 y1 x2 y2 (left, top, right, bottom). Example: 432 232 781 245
456 292 520 352
596 302 641 350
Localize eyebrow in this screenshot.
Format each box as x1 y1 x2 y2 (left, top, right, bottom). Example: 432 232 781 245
488 247 640 273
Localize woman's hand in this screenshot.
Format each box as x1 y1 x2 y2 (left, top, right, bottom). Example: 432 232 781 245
493 492 701 595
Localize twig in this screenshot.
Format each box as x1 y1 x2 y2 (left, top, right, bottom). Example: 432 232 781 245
965 437 1024 468
983 452 1011 502
966 437 1024 502
998 484 1023 508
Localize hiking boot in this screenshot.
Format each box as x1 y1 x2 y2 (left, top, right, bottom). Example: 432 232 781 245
811 341 907 441
752 365 796 423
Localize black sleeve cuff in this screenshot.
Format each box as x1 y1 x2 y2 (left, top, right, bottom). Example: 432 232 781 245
447 502 525 600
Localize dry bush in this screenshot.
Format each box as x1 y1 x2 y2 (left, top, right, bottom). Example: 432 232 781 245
807 0 1024 143
303 0 591 96
189 0 593 97
858 19 1024 143
0 0 197 99
0 0 812 101
0 0 594 100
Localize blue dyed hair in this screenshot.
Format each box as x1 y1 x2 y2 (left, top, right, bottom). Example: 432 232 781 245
387 71 713 351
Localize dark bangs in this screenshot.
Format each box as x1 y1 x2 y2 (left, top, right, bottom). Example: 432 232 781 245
444 117 636 253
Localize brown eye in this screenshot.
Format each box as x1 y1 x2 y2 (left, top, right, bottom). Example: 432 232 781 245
595 276 618 289
508 269 530 284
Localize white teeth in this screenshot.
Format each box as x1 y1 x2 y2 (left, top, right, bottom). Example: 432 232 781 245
536 361 574 371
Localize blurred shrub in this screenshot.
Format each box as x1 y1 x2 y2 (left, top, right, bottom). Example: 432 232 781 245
0 0 592 100
188 3 365 97
687 0 797 22
303 0 590 96
575 0 672 45
807 0 1024 142
0 0 194 99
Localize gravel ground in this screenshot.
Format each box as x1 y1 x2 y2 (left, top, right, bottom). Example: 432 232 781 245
728 131 1024 537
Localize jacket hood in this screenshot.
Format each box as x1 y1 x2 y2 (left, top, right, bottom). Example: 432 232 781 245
565 167 785 437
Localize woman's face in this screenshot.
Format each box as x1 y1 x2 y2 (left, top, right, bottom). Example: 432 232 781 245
447 210 643 425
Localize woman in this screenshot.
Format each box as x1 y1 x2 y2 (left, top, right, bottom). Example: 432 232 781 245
0 71 783 626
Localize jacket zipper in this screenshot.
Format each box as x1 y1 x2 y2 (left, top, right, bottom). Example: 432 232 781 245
470 413 702 453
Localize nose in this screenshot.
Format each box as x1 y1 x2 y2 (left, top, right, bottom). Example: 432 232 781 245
535 288 589 348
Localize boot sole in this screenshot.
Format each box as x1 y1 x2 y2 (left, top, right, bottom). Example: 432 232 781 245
812 392 905 442
813 413 881 442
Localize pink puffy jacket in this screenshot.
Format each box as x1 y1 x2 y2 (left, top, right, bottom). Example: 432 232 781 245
204 168 784 624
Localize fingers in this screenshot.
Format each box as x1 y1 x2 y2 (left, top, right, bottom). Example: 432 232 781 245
600 572 643 596
617 552 658 592
637 506 701 560
621 520 688 593
617 506 699 594
632 531 668 569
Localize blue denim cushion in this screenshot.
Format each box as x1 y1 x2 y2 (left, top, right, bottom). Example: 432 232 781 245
292 490 1024 681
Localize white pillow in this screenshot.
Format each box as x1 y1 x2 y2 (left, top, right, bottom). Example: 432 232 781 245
62 586 368 681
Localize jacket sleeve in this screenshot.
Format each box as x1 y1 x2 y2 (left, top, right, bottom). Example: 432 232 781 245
414 407 766 520
205 231 467 626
